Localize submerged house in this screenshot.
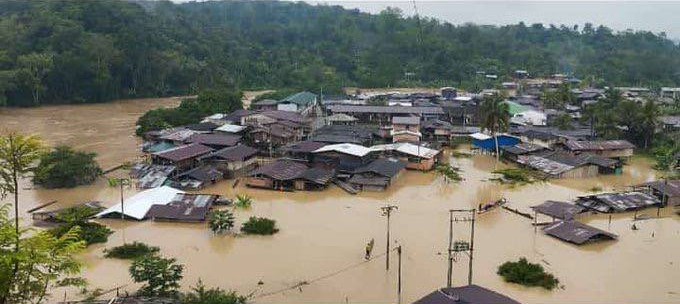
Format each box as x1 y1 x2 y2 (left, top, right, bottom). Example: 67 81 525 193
172 165 223 190
531 200 585 221
96 186 185 220
639 179 680 206
199 144 259 178
312 143 375 172
575 191 661 213
247 160 334 191
349 158 407 191
414 284 521 304
501 143 547 162
563 140 635 159
470 133 520 152
371 143 441 171
515 152 618 179
146 193 220 223
151 143 214 173
543 220 617 245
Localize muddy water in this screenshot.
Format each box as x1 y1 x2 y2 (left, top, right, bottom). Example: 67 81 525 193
1 100 679 304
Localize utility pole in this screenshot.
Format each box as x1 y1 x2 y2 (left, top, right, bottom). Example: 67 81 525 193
397 245 403 304
446 209 476 287
381 204 398 271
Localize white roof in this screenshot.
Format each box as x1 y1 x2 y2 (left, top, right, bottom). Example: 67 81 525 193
469 132 492 140
215 124 247 133
313 143 373 157
96 186 185 220
371 143 440 159
203 113 226 120
454 96 473 102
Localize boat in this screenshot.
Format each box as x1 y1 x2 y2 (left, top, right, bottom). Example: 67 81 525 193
477 198 507 214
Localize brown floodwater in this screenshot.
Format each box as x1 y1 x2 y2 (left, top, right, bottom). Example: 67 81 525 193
1 99 679 304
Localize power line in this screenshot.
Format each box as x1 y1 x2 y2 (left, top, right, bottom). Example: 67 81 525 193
253 247 400 300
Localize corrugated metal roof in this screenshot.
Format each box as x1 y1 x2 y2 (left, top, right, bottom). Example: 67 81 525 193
531 201 585 220
96 186 185 220
543 220 617 245
392 116 420 125
371 143 440 159
313 143 374 157
564 140 635 151
327 105 444 115
414 285 521 304
153 143 214 162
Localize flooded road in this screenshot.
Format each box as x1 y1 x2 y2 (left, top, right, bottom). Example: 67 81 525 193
1 100 679 304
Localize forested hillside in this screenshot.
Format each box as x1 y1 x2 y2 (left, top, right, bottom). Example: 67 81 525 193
1 0 679 106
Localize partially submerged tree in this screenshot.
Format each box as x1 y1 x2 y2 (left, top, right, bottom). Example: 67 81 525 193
129 254 184 297
0 204 86 304
33 146 102 188
209 210 235 234
104 242 160 260
241 217 279 235
480 95 510 161
497 257 559 290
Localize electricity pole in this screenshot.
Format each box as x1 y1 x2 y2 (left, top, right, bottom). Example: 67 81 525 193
381 204 398 271
447 209 476 287
397 245 403 304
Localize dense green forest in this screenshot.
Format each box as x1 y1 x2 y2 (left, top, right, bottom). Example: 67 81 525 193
1 0 679 106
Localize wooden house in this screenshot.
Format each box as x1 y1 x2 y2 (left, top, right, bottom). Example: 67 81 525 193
349 158 407 191
152 143 214 173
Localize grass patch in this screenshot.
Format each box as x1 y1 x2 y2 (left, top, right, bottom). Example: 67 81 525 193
588 186 603 192
241 217 279 235
435 164 463 182
104 242 160 259
491 168 535 185
497 257 559 290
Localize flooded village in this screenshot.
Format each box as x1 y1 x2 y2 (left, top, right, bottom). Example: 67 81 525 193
1 77 679 304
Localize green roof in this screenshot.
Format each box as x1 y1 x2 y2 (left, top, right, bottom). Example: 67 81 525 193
503 100 528 116
282 91 317 106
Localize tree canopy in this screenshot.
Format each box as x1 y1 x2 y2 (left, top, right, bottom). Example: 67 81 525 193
33 146 102 188
1 0 679 106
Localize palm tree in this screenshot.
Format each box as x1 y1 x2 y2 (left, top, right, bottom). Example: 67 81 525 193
209 209 235 234
234 194 253 209
480 95 510 160
0 132 44 236
639 99 659 149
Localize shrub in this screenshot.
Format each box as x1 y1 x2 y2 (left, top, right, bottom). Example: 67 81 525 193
50 222 113 245
209 210 235 234
241 217 279 235
105 242 160 259
497 257 559 290
182 280 247 304
33 146 102 188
